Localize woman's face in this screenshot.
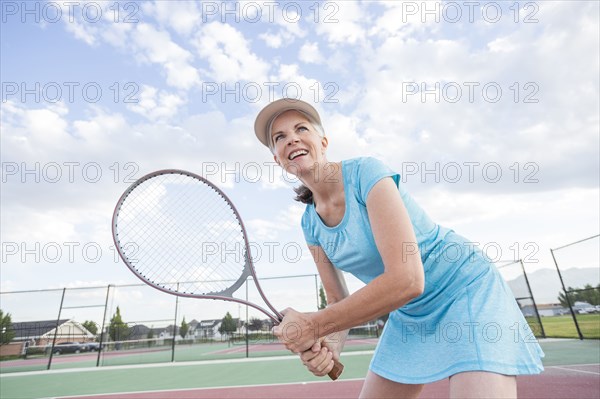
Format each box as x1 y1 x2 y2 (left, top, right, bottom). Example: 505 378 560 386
270 110 328 177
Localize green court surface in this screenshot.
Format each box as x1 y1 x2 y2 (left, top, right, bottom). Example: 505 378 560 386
0 340 598 399
0 340 380 374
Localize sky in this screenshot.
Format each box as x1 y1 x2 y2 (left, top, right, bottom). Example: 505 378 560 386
1 1 599 330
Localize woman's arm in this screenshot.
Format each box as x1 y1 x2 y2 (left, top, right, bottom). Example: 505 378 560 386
310 245 350 346
309 245 350 306
297 246 350 376
274 177 425 353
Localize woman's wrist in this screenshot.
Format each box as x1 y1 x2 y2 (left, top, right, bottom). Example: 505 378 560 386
310 306 340 339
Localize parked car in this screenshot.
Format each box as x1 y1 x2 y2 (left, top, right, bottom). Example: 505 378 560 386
50 342 89 355
576 307 596 314
84 342 103 351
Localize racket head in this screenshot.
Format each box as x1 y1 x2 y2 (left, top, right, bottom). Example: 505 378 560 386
112 169 343 380
112 169 254 299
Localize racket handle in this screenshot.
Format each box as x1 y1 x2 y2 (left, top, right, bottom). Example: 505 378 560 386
328 359 344 380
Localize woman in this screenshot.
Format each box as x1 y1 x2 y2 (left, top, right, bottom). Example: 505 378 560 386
253 98 544 398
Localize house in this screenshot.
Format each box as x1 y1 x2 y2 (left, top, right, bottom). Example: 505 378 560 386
127 324 151 340
0 319 94 357
11 319 94 346
195 319 222 339
193 318 244 340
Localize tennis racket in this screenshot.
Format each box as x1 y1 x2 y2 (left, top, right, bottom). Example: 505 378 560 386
111 169 343 380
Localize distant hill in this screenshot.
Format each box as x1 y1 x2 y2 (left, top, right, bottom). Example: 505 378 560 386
505 267 600 304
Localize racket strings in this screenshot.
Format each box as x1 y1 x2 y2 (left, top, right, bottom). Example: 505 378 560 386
115 173 249 295
123 187 242 291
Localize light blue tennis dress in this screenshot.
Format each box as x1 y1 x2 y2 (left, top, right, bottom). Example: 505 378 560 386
301 157 544 384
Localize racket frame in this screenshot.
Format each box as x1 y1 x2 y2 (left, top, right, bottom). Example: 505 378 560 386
111 169 282 323
112 169 344 380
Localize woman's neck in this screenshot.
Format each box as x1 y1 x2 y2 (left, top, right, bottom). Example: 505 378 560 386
299 161 344 207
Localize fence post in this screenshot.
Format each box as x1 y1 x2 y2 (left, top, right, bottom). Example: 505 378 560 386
519 260 546 338
245 279 249 358
171 283 179 362
47 288 66 370
550 249 583 340
314 274 320 310
96 284 111 367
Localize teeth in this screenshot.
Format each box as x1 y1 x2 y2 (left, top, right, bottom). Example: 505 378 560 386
289 150 308 160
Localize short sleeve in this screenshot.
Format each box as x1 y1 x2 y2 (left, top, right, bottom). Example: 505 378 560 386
301 207 320 246
357 157 401 205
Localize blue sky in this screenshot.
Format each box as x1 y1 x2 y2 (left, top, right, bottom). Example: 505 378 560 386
1 1 599 326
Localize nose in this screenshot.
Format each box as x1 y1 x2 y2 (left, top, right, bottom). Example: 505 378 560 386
286 133 300 145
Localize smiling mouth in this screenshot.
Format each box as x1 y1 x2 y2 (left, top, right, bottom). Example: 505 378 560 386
288 149 308 160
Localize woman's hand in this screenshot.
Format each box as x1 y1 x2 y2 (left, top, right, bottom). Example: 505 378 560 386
299 341 335 377
272 308 318 353
299 336 345 377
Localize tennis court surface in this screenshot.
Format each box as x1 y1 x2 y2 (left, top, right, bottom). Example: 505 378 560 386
1 339 598 399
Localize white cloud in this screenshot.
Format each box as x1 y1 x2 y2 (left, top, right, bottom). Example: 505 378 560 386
369 0 440 39
57 7 199 91
72 107 129 148
487 36 519 53
347 1 599 194
257 2 307 48
132 23 200 89
246 203 304 240
322 112 369 161
316 1 367 46
126 85 186 122
142 0 201 36
194 22 269 83
1 102 73 159
299 42 323 64
259 31 284 48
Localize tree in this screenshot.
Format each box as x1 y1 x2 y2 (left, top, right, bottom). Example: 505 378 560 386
318 283 328 310
218 312 237 337
82 320 98 336
147 326 155 347
108 307 129 342
558 289 574 308
582 284 600 306
558 284 600 307
248 317 263 332
0 310 15 345
180 317 189 339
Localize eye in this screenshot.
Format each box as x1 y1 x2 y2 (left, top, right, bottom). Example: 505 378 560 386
274 134 283 142
297 126 309 132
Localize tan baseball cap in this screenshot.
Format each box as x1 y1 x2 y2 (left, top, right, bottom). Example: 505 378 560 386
254 98 322 149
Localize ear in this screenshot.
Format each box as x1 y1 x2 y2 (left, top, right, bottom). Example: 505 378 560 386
320 136 329 153
273 154 281 166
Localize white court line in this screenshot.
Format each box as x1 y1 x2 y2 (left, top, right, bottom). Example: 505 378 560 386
29 363 600 399
546 364 600 375
0 350 375 378
47 378 367 399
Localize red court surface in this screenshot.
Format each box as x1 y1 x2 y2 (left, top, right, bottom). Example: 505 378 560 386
61 364 600 399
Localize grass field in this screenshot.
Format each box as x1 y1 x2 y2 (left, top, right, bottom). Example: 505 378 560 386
529 314 600 339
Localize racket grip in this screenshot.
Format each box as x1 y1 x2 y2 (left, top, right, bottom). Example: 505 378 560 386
328 359 344 380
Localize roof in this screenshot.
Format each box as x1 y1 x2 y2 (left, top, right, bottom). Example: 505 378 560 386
198 320 222 328
11 319 70 340
128 324 151 340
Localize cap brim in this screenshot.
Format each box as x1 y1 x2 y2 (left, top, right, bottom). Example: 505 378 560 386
254 98 322 148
